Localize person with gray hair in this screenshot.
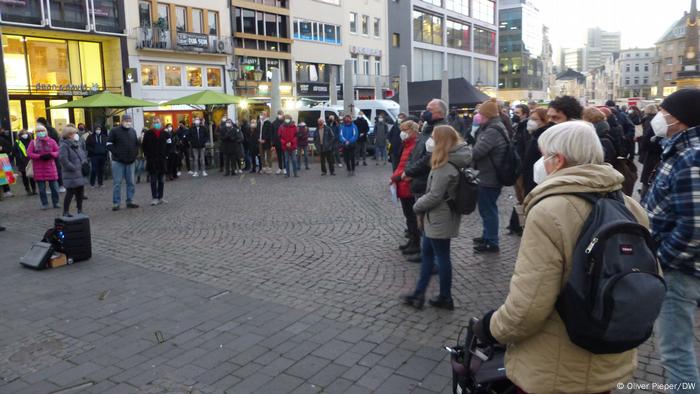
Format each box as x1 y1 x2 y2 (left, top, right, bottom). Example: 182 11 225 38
58 124 87 217
472 120 650 393
108 114 139 211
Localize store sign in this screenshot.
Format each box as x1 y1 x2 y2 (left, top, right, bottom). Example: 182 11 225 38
125 68 138 84
297 82 343 98
34 83 99 95
176 32 209 49
349 46 382 57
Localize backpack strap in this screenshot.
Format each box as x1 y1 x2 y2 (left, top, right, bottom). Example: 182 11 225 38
567 191 625 204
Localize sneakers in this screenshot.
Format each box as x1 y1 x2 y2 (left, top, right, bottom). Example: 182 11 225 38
41 205 50 210
275 169 282 175
283 169 288 175
3 191 13 198
59 186 66 193
159 199 168 204
398 241 412 251
401 293 425 309
112 205 120 211
150 199 159 206
192 172 200 177
177 171 182 176
338 163 343 168
188 171 194 175
428 296 454 311
474 243 500 253
202 171 208 177
0 225 5 232
126 202 139 209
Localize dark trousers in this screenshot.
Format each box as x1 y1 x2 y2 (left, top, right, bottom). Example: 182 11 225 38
150 173 164 199
356 140 367 163
90 156 106 186
248 145 260 172
320 150 334 174
21 171 36 193
274 143 284 170
219 150 225 171
224 154 236 174
167 153 179 178
343 145 356 171
181 146 191 171
400 196 419 243
55 158 63 186
334 144 341 165
64 186 84 214
415 237 452 299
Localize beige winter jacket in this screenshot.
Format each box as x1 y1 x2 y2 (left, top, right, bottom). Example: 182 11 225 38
489 164 649 394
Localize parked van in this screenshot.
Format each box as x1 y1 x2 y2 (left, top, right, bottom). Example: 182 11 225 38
295 104 369 135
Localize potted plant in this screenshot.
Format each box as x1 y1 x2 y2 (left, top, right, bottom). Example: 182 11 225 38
154 17 169 48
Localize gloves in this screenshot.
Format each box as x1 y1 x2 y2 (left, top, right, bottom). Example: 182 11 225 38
40 153 53 161
473 311 498 345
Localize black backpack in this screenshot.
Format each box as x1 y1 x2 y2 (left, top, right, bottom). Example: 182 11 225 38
555 192 666 354
445 162 479 215
488 125 520 187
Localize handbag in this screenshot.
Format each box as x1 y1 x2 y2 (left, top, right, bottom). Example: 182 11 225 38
81 162 90 177
26 160 34 178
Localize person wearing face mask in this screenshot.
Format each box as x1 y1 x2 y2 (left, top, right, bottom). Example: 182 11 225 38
471 98 509 253
353 113 370 166
142 117 169 205
643 89 700 393
511 104 531 204
28 125 60 209
387 113 407 171
258 112 275 174
176 121 191 174
314 118 335 176
328 115 342 168
296 122 310 170
391 120 420 255
58 125 88 217
472 120 650 394
272 110 286 175
165 123 180 180
374 115 389 166
339 115 359 176
278 115 299 178
448 110 467 139
13 130 36 195
638 104 662 199
187 117 209 177
468 113 483 145
521 108 551 196
85 126 108 188
245 118 260 174
221 118 243 176
107 114 140 211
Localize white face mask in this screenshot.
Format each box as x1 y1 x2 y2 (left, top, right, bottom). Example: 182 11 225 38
194 120 201 126
425 137 435 153
96 130 102 135
72 134 80 142
399 131 409 141
526 120 539 132
651 112 676 138
533 156 551 185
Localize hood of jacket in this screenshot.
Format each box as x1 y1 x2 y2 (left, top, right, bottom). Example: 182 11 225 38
447 142 471 168
524 163 624 215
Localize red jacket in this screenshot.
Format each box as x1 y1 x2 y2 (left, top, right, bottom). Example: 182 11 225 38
391 135 417 199
279 123 298 151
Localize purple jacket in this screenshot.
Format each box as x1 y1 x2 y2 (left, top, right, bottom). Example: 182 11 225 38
27 137 59 181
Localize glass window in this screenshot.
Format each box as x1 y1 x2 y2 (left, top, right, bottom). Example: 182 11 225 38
26 100 47 129
324 24 338 44
447 53 471 79
362 58 370 75
93 0 122 33
445 0 468 16
2 35 29 92
644 64 649 72
373 18 380 37
26 37 70 87
392 33 400 48
242 9 255 34
49 0 88 30
625 64 630 72
423 0 441 5
298 20 312 39
413 10 442 45
141 64 159 86
349 12 357 33
634 64 639 72
9 100 24 131
164 65 181 86
351 54 358 74
186 66 202 87
414 48 443 81
265 13 277 36
279 15 288 38
192 9 203 34
446 20 469 51
361 15 369 35
474 59 496 85
157 3 169 30
208 11 218 35
79 41 103 88
473 0 495 24
474 27 496 55
176 6 187 32
0 0 43 25
375 59 381 75
207 67 222 87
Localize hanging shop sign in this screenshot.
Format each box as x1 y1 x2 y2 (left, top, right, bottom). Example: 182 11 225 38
176 32 209 49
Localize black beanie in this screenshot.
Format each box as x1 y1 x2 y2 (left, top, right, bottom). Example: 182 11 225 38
605 100 616 107
661 88 700 128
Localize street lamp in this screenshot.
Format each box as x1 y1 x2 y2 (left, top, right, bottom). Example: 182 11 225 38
253 68 264 81
226 63 238 94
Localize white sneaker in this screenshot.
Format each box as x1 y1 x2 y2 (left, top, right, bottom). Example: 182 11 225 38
159 199 168 204
283 169 288 175
338 163 343 168
188 171 194 175
59 187 66 193
275 169 282 175
177 171 181 176
150 199 159 206
3 191 13 198
193 172 199 177
202 171 208 177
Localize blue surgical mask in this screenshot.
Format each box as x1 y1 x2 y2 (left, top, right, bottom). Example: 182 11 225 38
154 123 161 129
421 110 433 123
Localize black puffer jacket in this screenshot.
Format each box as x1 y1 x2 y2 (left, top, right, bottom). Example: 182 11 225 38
142 129 169 174
107 125 139 164
404 118 447 196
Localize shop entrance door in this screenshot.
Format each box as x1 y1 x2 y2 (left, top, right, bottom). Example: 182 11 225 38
25 100 47 130
9 96 78 132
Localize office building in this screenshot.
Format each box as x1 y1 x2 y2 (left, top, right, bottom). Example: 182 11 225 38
616 48 655 99
583 27 620 71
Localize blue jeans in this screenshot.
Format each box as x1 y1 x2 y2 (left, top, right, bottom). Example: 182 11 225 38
375 145 387 162
134 159 145 178
112 161 135 205
297 146 309 169
657 270 700 394
283 150 298 177
37 180 59 207
415 237 452 299
478 186 502 247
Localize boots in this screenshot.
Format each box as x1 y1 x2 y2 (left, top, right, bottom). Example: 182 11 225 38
401 293 425 309
401 239 421 255
398 240 412 251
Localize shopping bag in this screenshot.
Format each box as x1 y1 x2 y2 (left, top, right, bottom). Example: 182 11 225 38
0 154 15 186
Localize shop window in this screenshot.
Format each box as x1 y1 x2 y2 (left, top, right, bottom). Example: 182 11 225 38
207 68 222 87
9 100 24 132
79 42 103 88
0 0 43 25
176 6 187 32
187 66 202 87
141 64 159 86
26 37 70 87
2 35 29 92
165 65 182 86
93 0 121 33
26 100 47 129
192 9 203 34
49 0 88 30
208 11 219 35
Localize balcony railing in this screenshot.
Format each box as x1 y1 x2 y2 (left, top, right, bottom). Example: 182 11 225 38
133 27 233 55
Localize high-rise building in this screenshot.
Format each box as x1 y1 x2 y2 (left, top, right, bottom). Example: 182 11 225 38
560 48 584 72
388 0 500 92
583 28 620 71
498 0 546 101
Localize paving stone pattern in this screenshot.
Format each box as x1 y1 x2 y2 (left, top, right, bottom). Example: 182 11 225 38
0 161 697 393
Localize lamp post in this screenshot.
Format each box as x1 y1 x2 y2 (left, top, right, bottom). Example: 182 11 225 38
226 63 238 95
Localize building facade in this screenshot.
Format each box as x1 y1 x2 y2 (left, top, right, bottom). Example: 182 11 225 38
498 0 546 101
388 0 499 95
127 0 234 130
615 48 654 99
1 0 127 132
560 48 583 72
653 8 700 98
583 27 620 71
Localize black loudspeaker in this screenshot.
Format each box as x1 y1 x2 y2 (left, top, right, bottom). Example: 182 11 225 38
54 215 92 262
20 242 54 270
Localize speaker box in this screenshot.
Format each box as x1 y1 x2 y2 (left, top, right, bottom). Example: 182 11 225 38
54 215 92 262
20 242 54 270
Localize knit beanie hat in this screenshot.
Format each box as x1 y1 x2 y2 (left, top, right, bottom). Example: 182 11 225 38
661 89 700 128
479 98 500 119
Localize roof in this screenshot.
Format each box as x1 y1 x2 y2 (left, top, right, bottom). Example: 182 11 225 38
656 13 700 43
391 78 489 111
556 68 586 83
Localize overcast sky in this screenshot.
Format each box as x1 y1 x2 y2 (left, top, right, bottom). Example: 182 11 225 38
536 0 693 52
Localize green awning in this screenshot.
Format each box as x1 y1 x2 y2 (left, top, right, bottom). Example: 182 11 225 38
48 91 159 109
161 90 242 106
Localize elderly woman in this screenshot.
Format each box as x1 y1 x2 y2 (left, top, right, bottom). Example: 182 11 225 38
392 120 420 255
58 124 87 217
474 121 649 393
27 125 60 209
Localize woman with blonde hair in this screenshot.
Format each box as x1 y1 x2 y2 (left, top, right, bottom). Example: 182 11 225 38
402 125 471 310
583 106 616 164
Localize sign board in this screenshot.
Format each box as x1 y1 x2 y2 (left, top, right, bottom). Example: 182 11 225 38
176 32 209 49
33 83 99 96
297 82 343 98
125 68 138 84
349 46 382 57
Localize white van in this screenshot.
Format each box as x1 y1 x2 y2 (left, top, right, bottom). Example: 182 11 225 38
337 100 401 131
295 104 369 135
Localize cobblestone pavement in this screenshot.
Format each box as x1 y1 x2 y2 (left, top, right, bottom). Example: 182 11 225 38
0 160 697 393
